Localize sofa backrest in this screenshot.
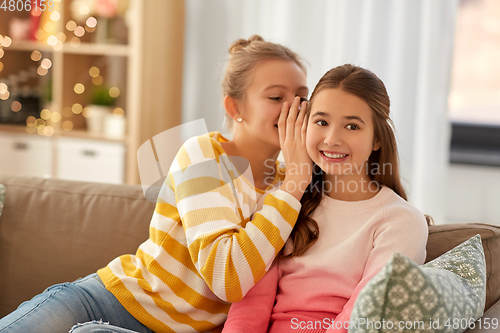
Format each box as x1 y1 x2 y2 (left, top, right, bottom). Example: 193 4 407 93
0 174 155 317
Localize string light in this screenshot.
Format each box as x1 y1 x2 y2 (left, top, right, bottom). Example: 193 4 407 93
50 111 61 123
11 101 22 112
41 58 52 70
74 26 85 37
113 107 125 118
50 11 61 21
0 90 10 100
62 120 73 131
82 107 92 118
74 84 85 94
26 116 36 127
40 109 52 120
1 36 12 47
43 22 54 33
66 21 77 31
86 17 97 28
47 35 58 46
79 5 90 15
43 126 54 137
89 67 100 77
72 103 83 114
92 75 103 85
31 50 42 61
56 32 66 42
37 66 48 76
109 87 120 98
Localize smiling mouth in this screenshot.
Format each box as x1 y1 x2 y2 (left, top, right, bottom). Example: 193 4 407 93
321 151 349 159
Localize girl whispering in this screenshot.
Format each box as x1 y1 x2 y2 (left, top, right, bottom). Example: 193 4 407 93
222 64 429 333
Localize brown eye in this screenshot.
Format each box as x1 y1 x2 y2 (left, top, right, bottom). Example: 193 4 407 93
346 124 358 130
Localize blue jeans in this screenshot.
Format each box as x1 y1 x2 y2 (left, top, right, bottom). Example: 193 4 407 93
0 274 153 333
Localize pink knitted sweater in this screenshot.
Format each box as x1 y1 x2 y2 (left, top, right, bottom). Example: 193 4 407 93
222 186 428 333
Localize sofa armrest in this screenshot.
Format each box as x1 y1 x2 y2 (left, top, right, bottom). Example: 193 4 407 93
465 300 500 333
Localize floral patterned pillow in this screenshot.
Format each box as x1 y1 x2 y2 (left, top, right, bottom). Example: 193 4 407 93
349 235 486 333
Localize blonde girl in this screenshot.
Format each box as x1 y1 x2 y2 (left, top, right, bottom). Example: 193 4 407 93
0 35 312 333
222 64 428 333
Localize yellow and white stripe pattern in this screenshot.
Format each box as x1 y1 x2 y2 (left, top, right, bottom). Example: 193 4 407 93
98 132 301 333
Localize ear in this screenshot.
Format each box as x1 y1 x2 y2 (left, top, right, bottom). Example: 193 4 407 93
223 95 242 121
373 138 382 151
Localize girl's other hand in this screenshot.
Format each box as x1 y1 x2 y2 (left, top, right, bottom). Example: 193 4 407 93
278 96 313 201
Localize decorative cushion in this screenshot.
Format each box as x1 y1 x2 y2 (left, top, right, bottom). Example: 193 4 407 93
0 184 5 219
349 235 486 333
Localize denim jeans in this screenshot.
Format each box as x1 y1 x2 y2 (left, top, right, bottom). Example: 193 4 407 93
0 274 153 333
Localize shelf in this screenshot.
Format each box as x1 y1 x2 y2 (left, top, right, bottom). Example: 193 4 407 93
7 40 130 57
62 43 130 56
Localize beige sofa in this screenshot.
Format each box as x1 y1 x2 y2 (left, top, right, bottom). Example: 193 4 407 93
0 174 499 332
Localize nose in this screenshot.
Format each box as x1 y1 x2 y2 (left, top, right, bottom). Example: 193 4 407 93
324 127 342 147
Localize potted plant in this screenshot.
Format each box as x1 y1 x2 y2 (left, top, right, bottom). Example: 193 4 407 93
86 84 116 135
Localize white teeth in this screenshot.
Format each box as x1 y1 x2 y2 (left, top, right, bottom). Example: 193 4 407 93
323 152 347 158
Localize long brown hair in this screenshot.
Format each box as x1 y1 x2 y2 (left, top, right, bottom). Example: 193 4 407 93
284 64 407 258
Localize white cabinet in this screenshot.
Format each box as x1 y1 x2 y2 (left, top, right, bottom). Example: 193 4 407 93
56 137 125 184
0 133 52 178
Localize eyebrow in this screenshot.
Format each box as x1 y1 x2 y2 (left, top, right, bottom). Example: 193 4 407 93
263 84 309 93
310 112 366 125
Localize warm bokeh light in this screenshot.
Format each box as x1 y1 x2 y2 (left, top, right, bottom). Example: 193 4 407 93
62 120 74 131
70 37 81 47
50 111 61 123
40 109 52 120
11 101 22 112
74 83 85 94
35 29 45 41
86 17 98 28
63 107 73 117
53 41 63 51
66 20 77 31
41 58 52 70
50 11 61 21
31 50 42 61
26 116 36 126
113 107 125 118
1 36 12 47
0 83 7 94
0 49 4 59
79 5 90 15
0 90 10 100
35 118 45 128
72 103 83 114
47 35 58 46
37 66 48 76
56 32 66 42
74 26 85 38
43 126 54 137
44 22 54 33
92 75 103 85
0 62 3 72
109 87 120 98
89 67 100 77
82 107 92 118
37 127 45 135
31 6 42 17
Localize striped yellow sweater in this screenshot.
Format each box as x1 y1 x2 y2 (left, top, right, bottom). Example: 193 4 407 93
98 132 301 332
